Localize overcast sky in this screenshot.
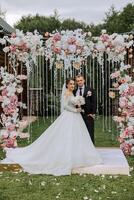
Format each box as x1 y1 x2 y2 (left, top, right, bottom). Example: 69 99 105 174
1 0 133 27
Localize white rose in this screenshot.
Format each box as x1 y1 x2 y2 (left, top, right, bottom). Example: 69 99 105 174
87 91 92 97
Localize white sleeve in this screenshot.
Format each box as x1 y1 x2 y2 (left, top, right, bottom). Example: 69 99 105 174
63 96 77 113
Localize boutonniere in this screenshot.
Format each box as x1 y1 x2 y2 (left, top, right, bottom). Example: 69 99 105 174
86 90 92 97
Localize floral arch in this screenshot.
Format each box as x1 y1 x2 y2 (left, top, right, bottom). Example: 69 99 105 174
0 29 134 155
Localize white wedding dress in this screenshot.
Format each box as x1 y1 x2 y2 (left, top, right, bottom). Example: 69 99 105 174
1 94 102 176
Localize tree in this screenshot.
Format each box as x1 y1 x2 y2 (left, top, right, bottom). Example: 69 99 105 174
61 18 86 30
103 3 134 34
103 6 120 34
118 3 134 33
15 14 61 34
15 15 89 33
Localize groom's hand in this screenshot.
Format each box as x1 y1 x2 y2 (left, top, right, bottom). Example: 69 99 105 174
87 114 95 119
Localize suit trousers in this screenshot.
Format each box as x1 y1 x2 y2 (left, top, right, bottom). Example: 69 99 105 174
81 113 95 144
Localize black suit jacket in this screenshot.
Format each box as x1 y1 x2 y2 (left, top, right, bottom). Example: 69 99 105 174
74 85 97 115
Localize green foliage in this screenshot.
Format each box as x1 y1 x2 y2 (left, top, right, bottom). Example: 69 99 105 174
103 3 134 34
15 14 61 34
61 18 86 31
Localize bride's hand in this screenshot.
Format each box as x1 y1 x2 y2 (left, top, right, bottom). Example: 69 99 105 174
76 108 82 113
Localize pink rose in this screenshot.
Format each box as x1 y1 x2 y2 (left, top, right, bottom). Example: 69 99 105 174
0 95 3 102
10 95 19 106
100 34 110 43
53 47 61 54
120 142 132 155
9 45 17 52
67 37 76 45
5 138 15 148
7 124 16 132
110 71 120 79
128 86 134 95
3 105 17 114
2 89 8 96
53 33 61 42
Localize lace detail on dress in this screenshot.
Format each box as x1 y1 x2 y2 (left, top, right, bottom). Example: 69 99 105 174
63 95 77 113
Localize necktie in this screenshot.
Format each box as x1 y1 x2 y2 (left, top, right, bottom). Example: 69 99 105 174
79 87 82 96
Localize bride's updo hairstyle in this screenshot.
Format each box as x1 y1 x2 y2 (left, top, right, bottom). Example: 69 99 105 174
66 78 74 88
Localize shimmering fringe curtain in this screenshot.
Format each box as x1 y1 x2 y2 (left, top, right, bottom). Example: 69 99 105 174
3 32 133 144
2 51 115 141
4 49 133 142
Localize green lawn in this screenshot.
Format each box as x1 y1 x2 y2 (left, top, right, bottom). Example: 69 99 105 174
0 116 134 200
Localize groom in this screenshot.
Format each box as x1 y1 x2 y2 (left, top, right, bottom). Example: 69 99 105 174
74 75 97 144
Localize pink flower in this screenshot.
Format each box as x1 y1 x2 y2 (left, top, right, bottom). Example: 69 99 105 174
120 142 132 155
7 124 16 132
2 88 8 96
128 86 134 96
9 45 17 52
67 37 76 45
11 32 16 38
10 95 18 106
109 91 115 99
53 33 61 42
52 47 61 54
110 71 120 79
0 95 3 102
112 82 119 88
100 34 110 43
3 105 17 115
127 106 134 117
113 116 125 123
119 97 128 108
5 138 16 148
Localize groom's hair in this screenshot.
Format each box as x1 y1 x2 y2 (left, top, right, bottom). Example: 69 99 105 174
75 74 85 80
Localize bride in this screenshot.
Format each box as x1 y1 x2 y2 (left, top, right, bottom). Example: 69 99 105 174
1 78 102 176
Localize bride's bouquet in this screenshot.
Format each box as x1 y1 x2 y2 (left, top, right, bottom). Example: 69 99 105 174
72 96 85 107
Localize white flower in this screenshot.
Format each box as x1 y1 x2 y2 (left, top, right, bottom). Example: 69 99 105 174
120 63 131 71
40 181 46 186
112 35 124 47
87 32 92 37
111 191 117 194
87 91 92 97
16 86 23 93
94 189 99 193
119 83 129 94
83 196 88 200
72 96 85 105
0 38 6 45
129 96 134 104
3 46 10 53
101 29 107 34
96 41 105 52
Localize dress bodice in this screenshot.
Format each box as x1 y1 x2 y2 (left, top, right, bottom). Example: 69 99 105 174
63 95 77 113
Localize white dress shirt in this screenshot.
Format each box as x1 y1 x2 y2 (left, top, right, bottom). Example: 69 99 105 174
76 85 85 96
